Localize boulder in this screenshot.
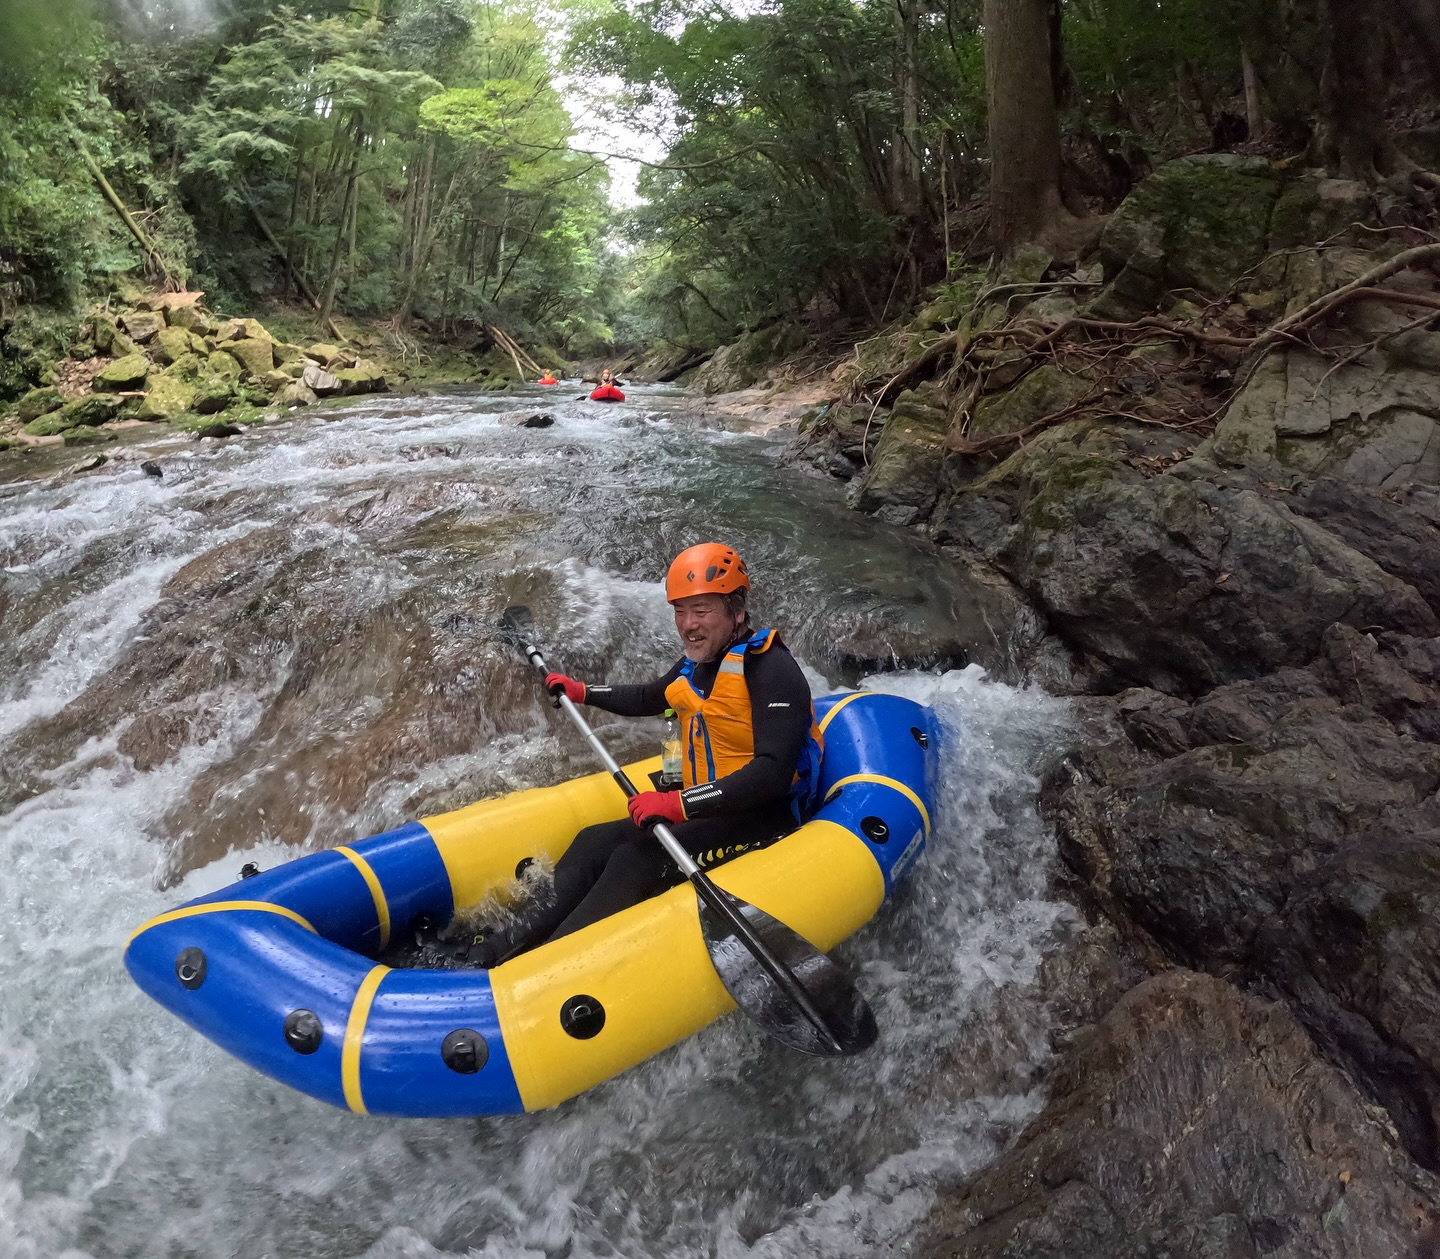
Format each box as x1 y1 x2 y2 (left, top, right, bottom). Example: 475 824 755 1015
275 382 319 408
192 379 234 415
845 385 949 527
216 337 274 378
119 310 165 343
206 351 244 382
93 353 152 391
1206 345 1440 486
152 325 195 366
16 387 63 423
24 412 78 436
968 364 1092 442
259 368 293 393
272 341 305 366
195 422 242 439
497 410 555 428
238 317 274 343
304 342 341 364
135 376 198 420
302 363 343 396
1269 173 1375 249
59 394 124 427
163 352 206 381
331 359 385 395
165 305 213 336
1094 155 1282 313
62 424 117 445
919 970 1440 1259
213 317 246 342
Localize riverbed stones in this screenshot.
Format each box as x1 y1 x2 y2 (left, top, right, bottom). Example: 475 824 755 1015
136 375 199 420
206 350 244 382
846 385 949 526
193 378 234 414
16 387 63 423
60 394 123 426
62 423 116 445
152 325 194 366
119 310 165 343
919 970 1440 1259
275 382 318 408
93 353 152 391
216 337 274 378
302 363 343 396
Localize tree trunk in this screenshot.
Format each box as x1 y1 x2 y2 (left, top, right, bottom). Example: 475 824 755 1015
1242 46 1264 139
892 0 922 215
1318 0 1402 178
319 147 360 331
983 0 1078 258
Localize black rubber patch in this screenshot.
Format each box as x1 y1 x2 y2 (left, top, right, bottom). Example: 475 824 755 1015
861 816 890 844
910 726 929 749
560 994 606 1040
441 1028 489 1074
174 947 207 989
514 857 534 879
239 862 261 879
283 1009 323 1054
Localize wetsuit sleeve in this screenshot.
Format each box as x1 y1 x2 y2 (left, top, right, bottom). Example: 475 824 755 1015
584 660 684 717
679 646 812 819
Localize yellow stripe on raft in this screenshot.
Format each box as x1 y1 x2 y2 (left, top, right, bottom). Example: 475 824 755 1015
342 965 389 1114
825 773 932 835
423 757 657 908
127 900 316 946
334 846 391 950
489 818 885 1112
817 691 868 734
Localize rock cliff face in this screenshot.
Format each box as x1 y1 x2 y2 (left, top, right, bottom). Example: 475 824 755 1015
793 155 1440 1254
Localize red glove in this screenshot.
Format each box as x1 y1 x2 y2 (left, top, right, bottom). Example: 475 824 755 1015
544 672 586 704
628 790 686 829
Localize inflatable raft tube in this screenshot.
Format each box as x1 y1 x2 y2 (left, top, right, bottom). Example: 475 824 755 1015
589 384 624 402
125 690 938 1117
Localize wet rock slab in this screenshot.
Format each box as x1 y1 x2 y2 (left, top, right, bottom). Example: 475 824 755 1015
920 970 1440 1259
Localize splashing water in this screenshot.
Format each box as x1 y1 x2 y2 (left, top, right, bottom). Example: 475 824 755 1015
0 388 1080 1258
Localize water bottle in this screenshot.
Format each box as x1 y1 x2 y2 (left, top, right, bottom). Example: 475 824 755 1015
661 708 683 787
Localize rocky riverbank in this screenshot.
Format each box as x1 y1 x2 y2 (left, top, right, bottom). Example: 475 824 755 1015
0 296 566 454
714 154 1440 1253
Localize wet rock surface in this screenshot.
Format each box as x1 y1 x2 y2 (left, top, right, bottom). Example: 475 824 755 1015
920 970 1439 1259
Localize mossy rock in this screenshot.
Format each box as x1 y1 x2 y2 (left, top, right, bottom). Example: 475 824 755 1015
136 376 199 420
166 306 213 336
1099 154 1281 302
1269 174 1375 250
94 354 152 391
332 360 386 395
119 310 165 343
206 350 244 381
24 412 78 436
970 365 1093 442
17 387 63 423
61 394 124 427
217 337 274 377
193 379 235 414
846 384 950 525
63 425 118 446
163 352 207 381
173 403 265 432
0 308 83 399
260 368 293 393
152 326 195 366
272 341 305 366
238 317 275 343
304 342 342 364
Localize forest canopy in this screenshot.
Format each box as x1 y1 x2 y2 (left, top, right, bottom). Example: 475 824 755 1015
2 0 1438 360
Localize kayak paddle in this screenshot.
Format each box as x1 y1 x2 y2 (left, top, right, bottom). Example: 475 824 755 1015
498 606 877 1057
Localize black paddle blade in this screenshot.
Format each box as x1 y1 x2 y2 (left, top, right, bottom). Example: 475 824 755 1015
498 605 535 648
698 883 878 1057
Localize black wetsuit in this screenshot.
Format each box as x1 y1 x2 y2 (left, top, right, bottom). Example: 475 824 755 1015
477 632 813 962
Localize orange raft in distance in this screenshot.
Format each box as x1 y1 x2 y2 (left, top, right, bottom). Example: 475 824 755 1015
538 374 559 385
589 383 624 402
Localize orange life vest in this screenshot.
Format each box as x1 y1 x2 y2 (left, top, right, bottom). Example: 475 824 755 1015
663 629 823 810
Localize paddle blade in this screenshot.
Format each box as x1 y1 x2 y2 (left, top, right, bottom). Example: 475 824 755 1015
498 605 535 648
698 884 878 1057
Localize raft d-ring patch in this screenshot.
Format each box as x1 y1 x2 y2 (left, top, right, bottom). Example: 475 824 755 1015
560 995 605 1039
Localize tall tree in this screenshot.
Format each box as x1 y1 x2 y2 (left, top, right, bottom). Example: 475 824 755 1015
982 0 1077 258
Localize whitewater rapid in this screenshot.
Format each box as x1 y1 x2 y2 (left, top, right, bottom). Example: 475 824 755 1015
0 388 1079 1258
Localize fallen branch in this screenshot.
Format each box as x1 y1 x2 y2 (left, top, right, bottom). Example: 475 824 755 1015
244 194 343 342
76 138 177 289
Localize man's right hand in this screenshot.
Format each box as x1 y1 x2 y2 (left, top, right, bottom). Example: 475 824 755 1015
544 672 586 705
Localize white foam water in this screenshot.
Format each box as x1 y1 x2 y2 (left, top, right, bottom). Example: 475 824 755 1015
0 389 1080 1258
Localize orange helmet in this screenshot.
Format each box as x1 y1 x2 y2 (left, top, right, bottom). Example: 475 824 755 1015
665 543 750 601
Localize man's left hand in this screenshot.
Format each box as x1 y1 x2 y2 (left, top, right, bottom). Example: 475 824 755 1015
628 790 686 829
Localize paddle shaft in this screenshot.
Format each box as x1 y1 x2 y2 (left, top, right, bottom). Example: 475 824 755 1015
515 638 845 1052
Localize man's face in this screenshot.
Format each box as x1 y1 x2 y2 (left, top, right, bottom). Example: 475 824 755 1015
672 593 742 662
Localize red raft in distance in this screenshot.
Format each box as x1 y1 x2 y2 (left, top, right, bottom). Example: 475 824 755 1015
589 384 625 402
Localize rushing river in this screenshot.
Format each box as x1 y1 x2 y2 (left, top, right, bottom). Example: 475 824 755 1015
0 386 1079 1259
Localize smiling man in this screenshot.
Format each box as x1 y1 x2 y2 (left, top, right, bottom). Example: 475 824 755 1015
469 543 822 965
